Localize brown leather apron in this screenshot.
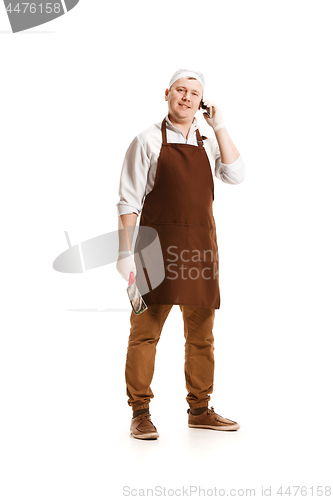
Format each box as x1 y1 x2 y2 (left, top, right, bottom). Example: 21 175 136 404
134 118 220 309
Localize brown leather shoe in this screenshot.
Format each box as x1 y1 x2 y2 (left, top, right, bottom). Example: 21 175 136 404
130 412 159 440
188 407 240 431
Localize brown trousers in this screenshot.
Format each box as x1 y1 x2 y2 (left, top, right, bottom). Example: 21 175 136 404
125 304 215 411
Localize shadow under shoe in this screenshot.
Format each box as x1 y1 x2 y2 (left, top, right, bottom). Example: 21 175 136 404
130 412 159 440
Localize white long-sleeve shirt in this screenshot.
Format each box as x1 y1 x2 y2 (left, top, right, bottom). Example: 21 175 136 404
117 115 245 216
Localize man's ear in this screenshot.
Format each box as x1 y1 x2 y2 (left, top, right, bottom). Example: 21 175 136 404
165 88 169 101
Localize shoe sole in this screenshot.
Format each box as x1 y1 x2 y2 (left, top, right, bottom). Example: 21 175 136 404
130 431 159 440
188 423 240 431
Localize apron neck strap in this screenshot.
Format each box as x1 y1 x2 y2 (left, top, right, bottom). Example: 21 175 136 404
162 118 204 147
162 118 168 144
195 128 204 148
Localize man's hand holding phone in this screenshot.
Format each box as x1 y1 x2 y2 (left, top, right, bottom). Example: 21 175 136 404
201 100 212 118
201 99 226 132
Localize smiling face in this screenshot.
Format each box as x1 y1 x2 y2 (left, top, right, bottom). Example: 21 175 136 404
165 77 203 125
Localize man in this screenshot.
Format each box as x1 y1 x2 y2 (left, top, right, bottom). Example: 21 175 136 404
116 69 245 440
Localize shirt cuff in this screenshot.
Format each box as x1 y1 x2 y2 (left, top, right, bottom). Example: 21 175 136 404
117 203 140 217
219 154 244 170
215 154 245 184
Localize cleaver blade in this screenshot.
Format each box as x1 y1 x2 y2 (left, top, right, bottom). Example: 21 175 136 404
127 272 148 315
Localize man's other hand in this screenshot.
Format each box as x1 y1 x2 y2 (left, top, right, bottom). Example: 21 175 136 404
116 251 137 282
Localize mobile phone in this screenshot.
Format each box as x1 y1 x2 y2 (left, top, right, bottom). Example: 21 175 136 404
201 100 212 118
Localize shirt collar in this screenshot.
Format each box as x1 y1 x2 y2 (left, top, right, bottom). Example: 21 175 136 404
165 115 198 135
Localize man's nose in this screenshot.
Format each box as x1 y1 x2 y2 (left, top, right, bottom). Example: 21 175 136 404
182 91 191 101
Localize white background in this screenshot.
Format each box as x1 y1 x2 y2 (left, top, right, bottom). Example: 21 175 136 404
1 1 332 498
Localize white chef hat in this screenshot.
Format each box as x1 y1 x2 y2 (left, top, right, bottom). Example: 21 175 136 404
169 69 205 92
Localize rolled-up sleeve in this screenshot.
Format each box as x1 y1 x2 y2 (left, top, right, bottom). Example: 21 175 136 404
117 136 150 216
215 143 246 185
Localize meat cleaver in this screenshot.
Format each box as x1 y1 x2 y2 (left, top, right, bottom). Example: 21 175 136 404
127 272 148 315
